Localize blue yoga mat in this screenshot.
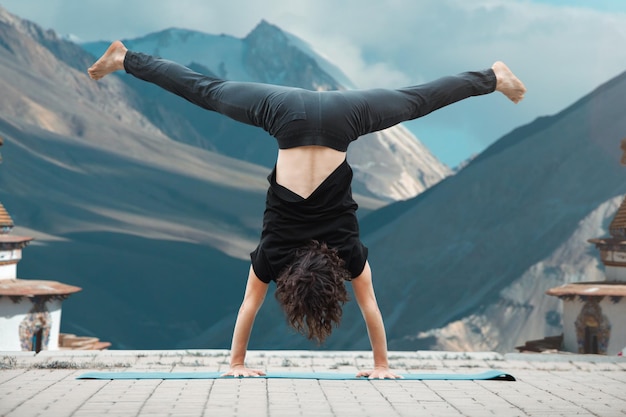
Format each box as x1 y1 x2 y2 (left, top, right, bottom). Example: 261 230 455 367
77 369 515 381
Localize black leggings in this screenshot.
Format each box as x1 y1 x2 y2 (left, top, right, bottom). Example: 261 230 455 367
124 51 497 151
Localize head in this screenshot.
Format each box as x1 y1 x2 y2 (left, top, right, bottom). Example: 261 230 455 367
275 240 352 345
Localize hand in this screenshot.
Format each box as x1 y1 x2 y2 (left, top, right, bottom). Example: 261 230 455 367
356 367 402 379
222 365 266 378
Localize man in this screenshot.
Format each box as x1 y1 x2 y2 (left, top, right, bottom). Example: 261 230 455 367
89 41 525 378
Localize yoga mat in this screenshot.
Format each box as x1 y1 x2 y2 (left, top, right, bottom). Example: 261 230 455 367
77 369 515 381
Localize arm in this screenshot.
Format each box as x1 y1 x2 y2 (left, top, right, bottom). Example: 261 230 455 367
222 266 269 377
351 262 401 379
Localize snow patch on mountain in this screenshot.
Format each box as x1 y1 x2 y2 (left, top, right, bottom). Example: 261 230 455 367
349 124 451 201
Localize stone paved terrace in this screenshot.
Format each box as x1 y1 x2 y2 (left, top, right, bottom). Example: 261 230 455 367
0 350 625 417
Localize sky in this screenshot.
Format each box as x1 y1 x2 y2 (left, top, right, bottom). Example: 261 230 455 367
1 0 625 167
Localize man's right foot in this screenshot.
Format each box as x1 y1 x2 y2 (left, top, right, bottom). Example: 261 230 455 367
492 61 526 104
87 41 128 80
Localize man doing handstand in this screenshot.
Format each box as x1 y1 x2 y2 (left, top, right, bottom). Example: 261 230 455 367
88 41 526 378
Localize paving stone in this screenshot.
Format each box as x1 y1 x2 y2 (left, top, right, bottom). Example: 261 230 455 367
1 350 625 416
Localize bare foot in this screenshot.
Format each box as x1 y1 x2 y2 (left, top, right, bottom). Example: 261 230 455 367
492 61 526 104
88 41 128 80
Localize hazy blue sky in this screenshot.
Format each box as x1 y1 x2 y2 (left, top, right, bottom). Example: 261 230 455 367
2 0 625 167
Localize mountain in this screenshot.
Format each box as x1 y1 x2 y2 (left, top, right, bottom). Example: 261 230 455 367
350 70 626 352
81 21 451 202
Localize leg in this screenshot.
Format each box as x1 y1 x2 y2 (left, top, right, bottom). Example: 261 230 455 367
88 41 299 131
342 69 494 136
341 64 525 137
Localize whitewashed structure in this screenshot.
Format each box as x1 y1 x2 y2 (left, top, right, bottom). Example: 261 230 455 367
546 195 626 355
0 203 81 351
545 141 626 356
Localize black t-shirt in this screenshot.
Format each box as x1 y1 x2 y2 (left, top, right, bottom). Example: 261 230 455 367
250 159 368 283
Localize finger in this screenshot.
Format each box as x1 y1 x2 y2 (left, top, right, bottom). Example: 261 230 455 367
244 370 264 377
243 371 264 377
368 373 397 380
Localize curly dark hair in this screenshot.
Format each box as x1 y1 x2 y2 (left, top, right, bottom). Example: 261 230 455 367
275 240 352 345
